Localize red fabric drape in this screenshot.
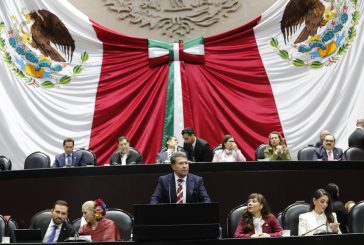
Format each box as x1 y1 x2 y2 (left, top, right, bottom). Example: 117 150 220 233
183 17 283 160
90 16 283 163
89 21 168 165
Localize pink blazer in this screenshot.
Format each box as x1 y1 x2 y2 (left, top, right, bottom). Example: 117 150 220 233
212 149 246 162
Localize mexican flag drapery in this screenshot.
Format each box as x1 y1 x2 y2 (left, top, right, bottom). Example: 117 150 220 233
1 0 363 169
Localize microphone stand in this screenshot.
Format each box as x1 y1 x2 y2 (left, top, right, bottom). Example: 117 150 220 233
301 223 326 236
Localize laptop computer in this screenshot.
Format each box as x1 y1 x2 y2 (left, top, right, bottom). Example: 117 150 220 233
14 229 42 243
133 203 220 241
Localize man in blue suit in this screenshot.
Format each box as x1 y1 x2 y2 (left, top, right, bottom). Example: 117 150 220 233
313 134 345 161
52 138 85 168
150 152 211 204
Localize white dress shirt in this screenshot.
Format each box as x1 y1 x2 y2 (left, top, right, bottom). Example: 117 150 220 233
120 153 127 165
42 220 62 242
298 210 340 236
174 173 187 203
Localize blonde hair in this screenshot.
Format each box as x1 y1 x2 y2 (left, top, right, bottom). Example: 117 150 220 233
82 200 95 213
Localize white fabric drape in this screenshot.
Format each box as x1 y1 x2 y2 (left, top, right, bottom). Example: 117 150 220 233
255 0 364 159
0 0 102 169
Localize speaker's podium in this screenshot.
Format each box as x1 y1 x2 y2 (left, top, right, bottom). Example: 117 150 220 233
133 203 220 241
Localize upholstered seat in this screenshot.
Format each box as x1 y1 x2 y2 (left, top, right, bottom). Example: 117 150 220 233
345 147 364 160
349 201 364 233
226 204 247 238
24 152 50 169
281 202 310 236
255 144 268 160
297 146 316 160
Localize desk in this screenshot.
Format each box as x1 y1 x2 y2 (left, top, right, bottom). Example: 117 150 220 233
0 161 363 237
11 233 364 245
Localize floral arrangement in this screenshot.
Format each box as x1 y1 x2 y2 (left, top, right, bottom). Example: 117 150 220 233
94 199 107 220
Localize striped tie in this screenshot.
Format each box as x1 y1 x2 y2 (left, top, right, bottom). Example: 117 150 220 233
176 178 183 204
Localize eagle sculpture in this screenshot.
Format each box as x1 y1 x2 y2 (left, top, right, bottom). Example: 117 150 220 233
281 0 325 44
29 9 75 62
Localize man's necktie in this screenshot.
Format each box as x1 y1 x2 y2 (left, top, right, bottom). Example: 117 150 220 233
67 154 72 166
47 225 58 243
176 178 183 204
328 150 333 160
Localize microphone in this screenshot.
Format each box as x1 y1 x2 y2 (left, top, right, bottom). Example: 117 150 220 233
74 231 79 242
301 223 326 236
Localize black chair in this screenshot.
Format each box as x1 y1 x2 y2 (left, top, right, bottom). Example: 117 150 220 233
105 208 133 241
276 212 283 226
0 215 6 240
226 204 247 238
0 156 12 171
29 210 52 229
212 144 222 153
297 146 316 160
71 217 81 231
255 144 268 160
349 200 364 233
24 152 50 169
281 202 310 236
76 149 96 166
345 147 364 160
6 218 18 243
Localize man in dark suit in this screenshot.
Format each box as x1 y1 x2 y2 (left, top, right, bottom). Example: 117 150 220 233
348 117 364 151
313 134 345 161
181 128 213 162
109 136 143 165
150 152 211 204
156 136 185 164
52 138 85 168
30 200 75 242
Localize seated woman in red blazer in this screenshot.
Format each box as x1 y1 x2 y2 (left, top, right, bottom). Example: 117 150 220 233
234 193 282 238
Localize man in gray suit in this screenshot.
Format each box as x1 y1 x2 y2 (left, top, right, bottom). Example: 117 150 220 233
52 138 85 168
156 136 185 164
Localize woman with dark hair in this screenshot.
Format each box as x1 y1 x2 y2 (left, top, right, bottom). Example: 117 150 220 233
263 131 291 160
79 199 121 241
212 135 246 162
298 189 341 236
325 183 349 233
233 193 282 238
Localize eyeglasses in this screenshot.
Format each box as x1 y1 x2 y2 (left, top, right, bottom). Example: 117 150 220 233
325 140 334 143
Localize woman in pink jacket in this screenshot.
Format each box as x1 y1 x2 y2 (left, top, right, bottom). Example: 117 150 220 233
212 135 246 162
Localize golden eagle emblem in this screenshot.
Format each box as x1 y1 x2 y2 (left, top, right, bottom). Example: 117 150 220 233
28 9 75 62
281 0 326 44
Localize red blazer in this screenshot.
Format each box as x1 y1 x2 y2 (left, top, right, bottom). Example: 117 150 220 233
233 214 283 238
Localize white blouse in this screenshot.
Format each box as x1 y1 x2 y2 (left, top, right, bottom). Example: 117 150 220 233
298 210 341 236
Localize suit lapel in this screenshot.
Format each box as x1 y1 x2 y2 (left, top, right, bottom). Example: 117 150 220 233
72 153 77 165
57 223 69 242
321 148 328 160
333 148 340 160
169 174 177 203
186 174 194 203
61 153 66 167
194 139 201 156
